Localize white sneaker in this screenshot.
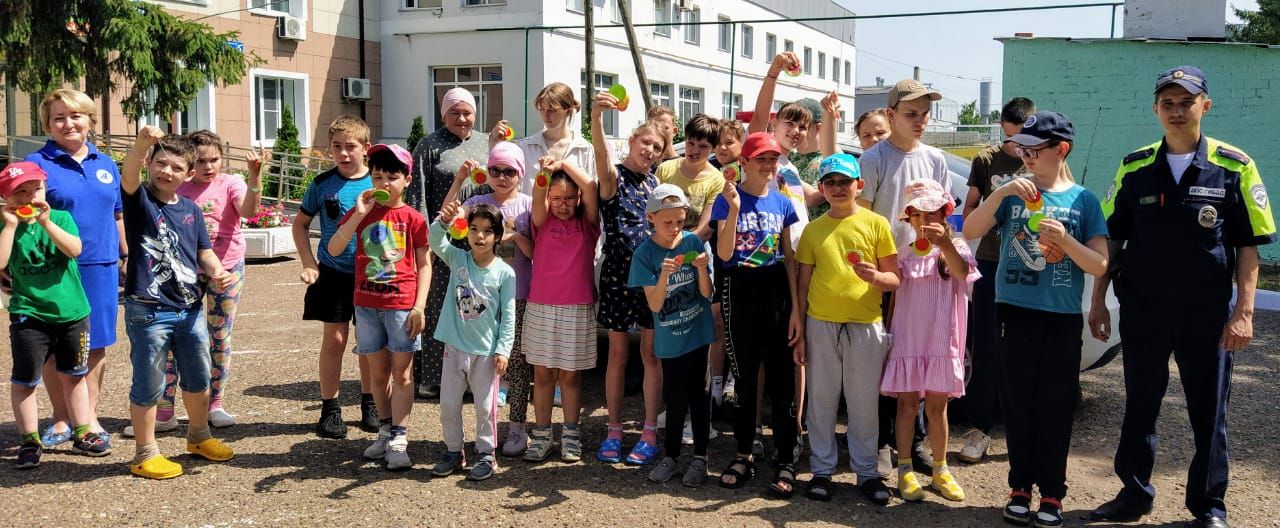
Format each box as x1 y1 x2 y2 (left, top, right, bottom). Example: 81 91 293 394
656 410 667 429
364 425 392 460
501 422 528 457
958 429 991 463
681 417 720 445
384 434 411 470
122 415 180 438
208 408 236 428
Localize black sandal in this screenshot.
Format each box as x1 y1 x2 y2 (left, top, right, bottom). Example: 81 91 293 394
768 463 798 498
804 475 833 502
718 456 757 489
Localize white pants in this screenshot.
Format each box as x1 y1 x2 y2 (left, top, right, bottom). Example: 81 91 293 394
804 317 890 482
440 344 501 455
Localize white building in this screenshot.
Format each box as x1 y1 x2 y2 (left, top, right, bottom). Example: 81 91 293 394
379 0 856 143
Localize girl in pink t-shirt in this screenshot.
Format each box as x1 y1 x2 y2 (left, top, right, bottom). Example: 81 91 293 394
151 131 265 430
520 156 600 463
880 179 979 503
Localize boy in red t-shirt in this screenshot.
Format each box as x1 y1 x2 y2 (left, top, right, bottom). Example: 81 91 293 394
327 143 431 470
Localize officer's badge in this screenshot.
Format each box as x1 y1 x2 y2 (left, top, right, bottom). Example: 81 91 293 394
1173 70 1185 79
1103 182 1116 203
1198 204 1218 228
1251 183 1269 209
1022 114 1037 128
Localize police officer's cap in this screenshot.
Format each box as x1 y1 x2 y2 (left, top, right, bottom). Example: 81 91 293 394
1006 110 1075 146
1154 65 1208 95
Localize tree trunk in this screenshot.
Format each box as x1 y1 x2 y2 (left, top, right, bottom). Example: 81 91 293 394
618 0 653 114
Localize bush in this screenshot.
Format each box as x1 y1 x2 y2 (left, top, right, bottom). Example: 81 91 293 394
407 116 425 152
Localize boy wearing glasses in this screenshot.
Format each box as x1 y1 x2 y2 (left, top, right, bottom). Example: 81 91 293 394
293 115 378 439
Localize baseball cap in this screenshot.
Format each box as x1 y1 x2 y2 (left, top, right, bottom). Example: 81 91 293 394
645 183 689 214
741 132 783 160
795 98 824 124
887 79 942 107
0 161 47 197
899 179 955 220
817 153 860 182
367 143 413 174
1154 65 1208 95
1006 110 1075 146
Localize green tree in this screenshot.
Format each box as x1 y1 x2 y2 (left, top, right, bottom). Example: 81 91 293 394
0 0 261 121
989 110 1001 124
1229 0 1280 43
407 116 426 152
958 100 984 126
269 106 305 200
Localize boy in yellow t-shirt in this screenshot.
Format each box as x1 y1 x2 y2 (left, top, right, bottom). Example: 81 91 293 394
794 153 899 505
655 115 725 241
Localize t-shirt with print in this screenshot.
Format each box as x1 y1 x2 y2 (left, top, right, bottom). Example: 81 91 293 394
346 205 430 310
655 158 724 230
967 145 1028 262
795 208 896 324
464 193 533 299
28 140 123 265
993 184 1108 314
710 186 798 268
298 168 372 273
6 210 90 323
530 215 601 305
860 139 952 249
178 174 248 269
601 163 657 252
627 232 715 358
791 150 829 217
429 219 517 358
773 157 811 250
122 186 211 309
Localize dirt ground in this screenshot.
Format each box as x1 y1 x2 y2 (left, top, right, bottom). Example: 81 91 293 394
1 255 1275 527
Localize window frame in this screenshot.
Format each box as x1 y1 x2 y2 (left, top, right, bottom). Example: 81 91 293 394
764 33 776 62
249 0 306 19
248 68 310 148
682 7 700 45
716 15 731 52
433 65 505 132
403 0 443 8
740 24 753 59
678 85 704 122
803 47 812 74
650 81 673 109
582 71 619 138
818 51 826 79
654 0 672 37
721 92 742 120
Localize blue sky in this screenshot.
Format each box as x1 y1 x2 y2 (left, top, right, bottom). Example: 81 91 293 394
835 0 1259 106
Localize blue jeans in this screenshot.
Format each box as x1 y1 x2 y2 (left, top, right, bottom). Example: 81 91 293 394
354 306 421 354
126 300 211 406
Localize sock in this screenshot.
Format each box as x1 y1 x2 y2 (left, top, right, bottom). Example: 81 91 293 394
897 457 914 473
133 442 161 464
606 423 624 441
933 460 950 475
640 422 658 444
390 425 407 437
73 424 91 438
710 376 725 403
22 432 40 444
188 425 213 444
155 406 174 422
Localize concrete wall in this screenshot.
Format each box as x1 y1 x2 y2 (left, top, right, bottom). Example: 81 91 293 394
1122 0 1226 40
1001 37 1280 259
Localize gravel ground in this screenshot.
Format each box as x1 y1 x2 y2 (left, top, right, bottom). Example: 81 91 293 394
1 256 1275 527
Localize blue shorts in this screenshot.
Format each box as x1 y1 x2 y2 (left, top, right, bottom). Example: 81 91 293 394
79 261 119 350
125 300 211 406
354 306 421 354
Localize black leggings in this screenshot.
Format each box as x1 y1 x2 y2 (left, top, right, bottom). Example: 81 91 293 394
661 346 711 458
720 264 796 464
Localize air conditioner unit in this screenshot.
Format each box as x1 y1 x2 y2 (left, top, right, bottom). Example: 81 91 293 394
676 0 696 11
342 78 371 101
277 15 306 41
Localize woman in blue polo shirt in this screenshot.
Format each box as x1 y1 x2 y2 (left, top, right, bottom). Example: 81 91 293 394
23 89 125 447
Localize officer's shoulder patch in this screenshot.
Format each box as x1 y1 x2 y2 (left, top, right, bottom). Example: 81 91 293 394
1216 146 1252 165
1122 148 1155 165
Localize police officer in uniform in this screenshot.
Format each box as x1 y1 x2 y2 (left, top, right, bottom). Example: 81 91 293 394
1090 66 1276 528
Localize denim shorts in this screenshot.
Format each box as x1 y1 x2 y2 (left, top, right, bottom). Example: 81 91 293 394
354 306 421 354
125 300 211 406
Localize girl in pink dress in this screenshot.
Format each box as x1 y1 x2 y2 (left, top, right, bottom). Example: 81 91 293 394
880 179 979 503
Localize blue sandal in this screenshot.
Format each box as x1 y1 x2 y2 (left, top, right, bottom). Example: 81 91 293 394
624 440 658 466
596 437 623 463
41 424 72 448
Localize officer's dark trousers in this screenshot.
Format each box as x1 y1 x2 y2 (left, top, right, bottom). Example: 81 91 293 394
1115 298 1231 520
997 303 1082 500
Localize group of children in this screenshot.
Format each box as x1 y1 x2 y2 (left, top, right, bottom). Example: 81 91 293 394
4 53 1113 526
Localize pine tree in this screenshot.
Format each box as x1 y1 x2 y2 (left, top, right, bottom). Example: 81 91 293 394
1230 0 1280 44
270 106 303 199
407 116 426 152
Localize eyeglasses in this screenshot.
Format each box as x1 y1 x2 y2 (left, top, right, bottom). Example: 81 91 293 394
1015 144 1055 159
549 196 579 205
820 178 857 188
488 167 520 179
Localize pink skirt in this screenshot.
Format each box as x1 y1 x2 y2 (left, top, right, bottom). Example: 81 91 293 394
879 353 965 398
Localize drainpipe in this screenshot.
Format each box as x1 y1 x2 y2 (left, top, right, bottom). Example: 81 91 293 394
358 0 367 121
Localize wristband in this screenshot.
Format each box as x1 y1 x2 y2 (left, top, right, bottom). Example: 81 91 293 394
248 186 262 193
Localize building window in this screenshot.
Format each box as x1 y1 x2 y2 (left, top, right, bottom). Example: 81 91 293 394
803 47 812 74
582 71 618 137
463 0 504 6
404 0 442 8
716 16 731 51
650 82 673 109
764 33 776 62
434 65 504 132
721 92 742 120
818 52 826 79
740 25 753 59
832 57 839 84
844 60 852 85
611 0 622 23
654 0 671 37
250 69 309 147
784 39 794 53
566 0 583 13
139 83 216 135
678 86 703 121
250 0 305 18
682 8 700 44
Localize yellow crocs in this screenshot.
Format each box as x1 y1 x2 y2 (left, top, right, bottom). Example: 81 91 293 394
898 471 925 502
931 470 966 501
187 438 235 461
130 454 184 480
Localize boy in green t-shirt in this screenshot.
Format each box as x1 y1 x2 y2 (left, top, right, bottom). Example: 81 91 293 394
0 161 107 468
